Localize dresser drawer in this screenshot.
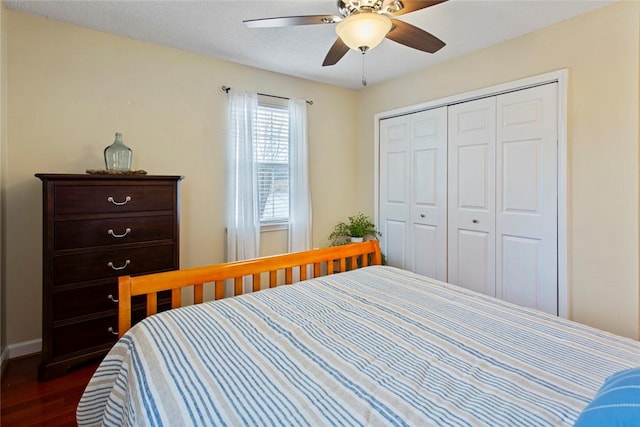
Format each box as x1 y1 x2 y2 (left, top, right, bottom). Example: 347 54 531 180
54 215 175 250
52 315 119 356
54 184 174 214
53 282 118 321
53 283 172 322
53 244 175 286
52 303 172 356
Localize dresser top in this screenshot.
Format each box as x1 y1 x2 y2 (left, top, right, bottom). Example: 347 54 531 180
35 173 184 182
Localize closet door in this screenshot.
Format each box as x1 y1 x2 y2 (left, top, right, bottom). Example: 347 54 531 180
448 97 497 295
496 84 558 314
379 115 410 269
410 108 448 279
379 107 447 279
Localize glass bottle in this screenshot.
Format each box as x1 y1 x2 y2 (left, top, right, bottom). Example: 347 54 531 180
104 132 132 171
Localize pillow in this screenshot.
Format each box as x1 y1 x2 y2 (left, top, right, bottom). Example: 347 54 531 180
574 368 640 426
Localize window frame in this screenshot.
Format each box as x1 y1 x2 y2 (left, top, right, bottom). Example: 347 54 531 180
255 98 290 230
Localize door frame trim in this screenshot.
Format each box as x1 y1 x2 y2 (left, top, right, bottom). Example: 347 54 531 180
374 69 569 318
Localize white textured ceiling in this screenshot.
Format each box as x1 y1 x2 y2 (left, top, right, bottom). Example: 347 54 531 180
4 0 615 90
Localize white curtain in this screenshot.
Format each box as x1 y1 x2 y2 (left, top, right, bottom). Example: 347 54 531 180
288 98 312 257
226 91 260 265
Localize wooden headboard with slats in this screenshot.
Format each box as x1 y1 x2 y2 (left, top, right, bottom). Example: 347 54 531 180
118 240 381 337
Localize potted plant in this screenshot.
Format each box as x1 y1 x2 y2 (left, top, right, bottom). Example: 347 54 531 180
329 213 381 245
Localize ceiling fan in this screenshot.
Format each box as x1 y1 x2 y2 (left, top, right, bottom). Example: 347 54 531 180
243 0 448 67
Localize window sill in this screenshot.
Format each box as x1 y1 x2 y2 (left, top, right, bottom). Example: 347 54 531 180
260 222 289 233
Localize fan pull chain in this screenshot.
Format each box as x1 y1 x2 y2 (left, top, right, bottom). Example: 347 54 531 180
361 51 367 87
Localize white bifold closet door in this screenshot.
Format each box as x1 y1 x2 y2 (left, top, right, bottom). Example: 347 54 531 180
447 96 497 296
448 83 558 314
379 107 447 281
379 83 558 315
496 84 558 314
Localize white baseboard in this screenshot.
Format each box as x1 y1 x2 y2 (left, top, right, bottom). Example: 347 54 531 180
8 338 41 359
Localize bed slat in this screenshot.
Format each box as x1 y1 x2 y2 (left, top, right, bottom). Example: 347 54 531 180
269 271 277 288
147 293 157 317
252 274 261 292
234 277 243 296
171 288 181 309
339 258 346 273
194 284 204 304
215 280 224 300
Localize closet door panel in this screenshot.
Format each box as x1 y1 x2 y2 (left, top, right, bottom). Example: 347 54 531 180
383 219 408 269
496 84 558 314
386 152 408 204
413 149 436 207
457 144 490 209
413 224 439 278
501 235 540 308
502 140 538 212
380 117 410 269
411 147 440 277
410 108 447 279
448 97 496 296
454 229 492 295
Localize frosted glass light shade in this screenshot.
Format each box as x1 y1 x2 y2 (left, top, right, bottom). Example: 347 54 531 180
335 13 392 51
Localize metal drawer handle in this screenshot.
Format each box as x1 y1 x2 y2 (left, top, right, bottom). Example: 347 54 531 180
108 260 130 271
420 213 426 218
107 294 119 303
472 219 479 224
107 326 118 336
107 195 132 206
108 227 131 238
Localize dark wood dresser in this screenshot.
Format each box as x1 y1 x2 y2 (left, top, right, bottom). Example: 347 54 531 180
35 174 183 380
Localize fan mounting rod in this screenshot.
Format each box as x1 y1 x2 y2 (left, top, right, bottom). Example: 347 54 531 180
338 0 385 17
338 0 411 17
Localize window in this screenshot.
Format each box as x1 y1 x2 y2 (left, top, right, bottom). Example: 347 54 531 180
255 102 289 225
227 91 309 260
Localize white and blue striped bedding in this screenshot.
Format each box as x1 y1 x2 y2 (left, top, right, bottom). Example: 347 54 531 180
77 266 640 426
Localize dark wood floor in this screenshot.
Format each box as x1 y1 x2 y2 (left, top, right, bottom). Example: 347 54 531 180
1 354 99 426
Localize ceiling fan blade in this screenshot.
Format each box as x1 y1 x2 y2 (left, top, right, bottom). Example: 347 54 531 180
386 19 445 53
322 38 350 66
243 15 340 28
383 0 447 16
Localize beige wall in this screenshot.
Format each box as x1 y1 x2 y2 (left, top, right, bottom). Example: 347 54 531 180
4 11 358 347
1 2 7 363
356 1 640 338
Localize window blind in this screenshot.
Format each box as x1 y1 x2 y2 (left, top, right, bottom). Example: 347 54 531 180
255 103 289 224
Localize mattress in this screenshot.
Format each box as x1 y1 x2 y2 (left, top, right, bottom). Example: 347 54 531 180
77 266 640 426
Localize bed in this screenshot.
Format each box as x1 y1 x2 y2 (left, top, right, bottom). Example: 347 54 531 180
77 241 640 426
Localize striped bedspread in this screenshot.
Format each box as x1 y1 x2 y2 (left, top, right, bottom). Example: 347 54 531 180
77 266 640 426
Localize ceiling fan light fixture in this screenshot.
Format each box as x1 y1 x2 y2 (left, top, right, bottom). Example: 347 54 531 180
335 13 392 51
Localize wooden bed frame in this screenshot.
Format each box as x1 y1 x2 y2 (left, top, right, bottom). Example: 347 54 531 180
118 240 382 337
